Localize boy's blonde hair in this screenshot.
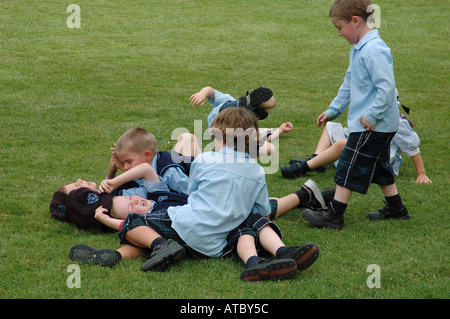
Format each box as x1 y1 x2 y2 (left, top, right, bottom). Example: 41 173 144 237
115 128 158 156
210 108 260 158
329 0 372 22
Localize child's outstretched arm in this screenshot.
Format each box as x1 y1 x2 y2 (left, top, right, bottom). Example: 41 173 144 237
100 163 160 193
190 86 215 107
411 153 432 183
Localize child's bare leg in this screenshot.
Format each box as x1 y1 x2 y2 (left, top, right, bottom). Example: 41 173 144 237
173 133 201 157
258 225 285 256
124 226 162 249
236 234 258 264
117 245 144 259
314 126 333 154
269 194 299 219
380 183 399 197
308 139 346 169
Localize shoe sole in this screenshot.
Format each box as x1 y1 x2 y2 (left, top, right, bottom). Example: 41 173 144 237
304 179 326 209
241 259 297 282
301 209 344 230
141 243 186 272
69 244 118 266
289 243 320 271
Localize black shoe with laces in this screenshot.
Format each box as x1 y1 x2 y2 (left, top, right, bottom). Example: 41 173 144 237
141 239 186 272
240 258 297 281
301 208 344 230
289 158 326 173
367 202 410 221
280 162 307 179
277 243 320 271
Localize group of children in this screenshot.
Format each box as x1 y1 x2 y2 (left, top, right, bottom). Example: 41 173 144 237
50 0 430 281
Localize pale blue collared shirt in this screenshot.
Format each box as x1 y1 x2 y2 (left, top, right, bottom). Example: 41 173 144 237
168 146 270 257
324 29 399 133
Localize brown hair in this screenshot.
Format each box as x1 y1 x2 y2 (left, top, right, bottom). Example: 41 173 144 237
115 128 158 156
329 0 373 22
210 108 260 157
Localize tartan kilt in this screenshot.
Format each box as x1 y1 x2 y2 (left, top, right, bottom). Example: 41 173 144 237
335 131 397 194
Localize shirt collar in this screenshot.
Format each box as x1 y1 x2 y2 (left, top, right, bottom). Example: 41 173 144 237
220 146 250 159
354 29 379 50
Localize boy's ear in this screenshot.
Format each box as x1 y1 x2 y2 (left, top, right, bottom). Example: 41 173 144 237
144 150 153 160
352 16 362 26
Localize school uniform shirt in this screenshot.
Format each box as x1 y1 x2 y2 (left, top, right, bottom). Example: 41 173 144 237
207 89 236 127
168 146 271 257
324 29 399 133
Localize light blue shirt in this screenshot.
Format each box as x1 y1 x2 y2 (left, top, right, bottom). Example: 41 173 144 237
118 178 170 198
324 29 399 133
207 89 236 127
168 146 270 257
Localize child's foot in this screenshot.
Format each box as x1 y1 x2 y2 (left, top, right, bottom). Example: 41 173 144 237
240 258 297 281
280 161 307 179
69 244 120 266
289 158 326 173
301 187 335 210
141 239 185 272
277 243 320 271
301 208 344 230
300 179 327 210
367 202 410 221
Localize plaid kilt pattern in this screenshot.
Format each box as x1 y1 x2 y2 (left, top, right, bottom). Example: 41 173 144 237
117 209 281 259
223 213 282 258
118 209 207 259
335 131 397 194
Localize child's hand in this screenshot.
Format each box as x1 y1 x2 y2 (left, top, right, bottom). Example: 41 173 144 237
360 116 375 131
189 91 206 107
99 179 116 194
279 122 293 133
415 173 432 184
317 113 328 127
94 206 109 222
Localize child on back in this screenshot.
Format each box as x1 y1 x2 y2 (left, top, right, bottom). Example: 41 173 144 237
301 0 410 229
73 108 320 281
190 86 292 156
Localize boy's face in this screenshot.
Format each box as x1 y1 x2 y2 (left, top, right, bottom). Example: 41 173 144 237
115 150 151 171
331 17 360 45
65 179 97 193
112 195 153 219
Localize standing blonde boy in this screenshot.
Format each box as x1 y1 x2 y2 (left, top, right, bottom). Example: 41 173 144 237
302 0 409 229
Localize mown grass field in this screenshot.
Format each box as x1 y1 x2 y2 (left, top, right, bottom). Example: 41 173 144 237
0 0 448 301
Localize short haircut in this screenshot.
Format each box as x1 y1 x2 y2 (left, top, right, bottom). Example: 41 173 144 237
210 108 260 158
115 128 158 155
329 0 373 22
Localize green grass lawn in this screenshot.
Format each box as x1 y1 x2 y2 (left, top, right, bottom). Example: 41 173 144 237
0 0 448 300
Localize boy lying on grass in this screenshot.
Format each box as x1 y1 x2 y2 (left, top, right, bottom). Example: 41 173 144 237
69 108 321 281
